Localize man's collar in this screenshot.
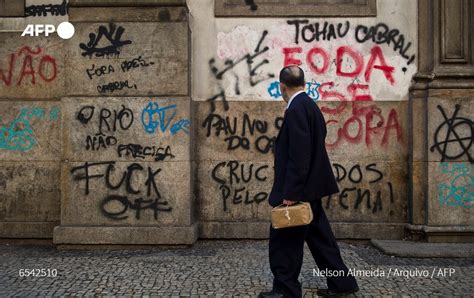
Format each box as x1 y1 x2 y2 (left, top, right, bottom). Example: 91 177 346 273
286 90 306 109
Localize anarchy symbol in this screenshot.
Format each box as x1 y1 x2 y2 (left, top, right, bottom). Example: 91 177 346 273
430 104 473 163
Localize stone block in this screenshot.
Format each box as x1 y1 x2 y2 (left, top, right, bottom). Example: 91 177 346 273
195 100 408 162
70 6 187 22
54 225 197 245
197 160 273 222
0 101 61 161
332 223 406 239
322 101 408 161
198 221 269 239
62 97 190 162
61 160 192 227
0 34 65 99
214 0 377 17
0 222 58 238
69 0 186 6
0 101 61 238
322 160 408 223
192 9 417 102
427 161 473 226
64 22 188 96
0 161 60 238
427 97 473 163
195 100 284 162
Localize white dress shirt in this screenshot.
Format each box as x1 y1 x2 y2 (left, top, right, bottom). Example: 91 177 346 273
286 90 306 110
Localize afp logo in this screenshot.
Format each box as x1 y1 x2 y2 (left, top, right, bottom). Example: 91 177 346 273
21 21 75 39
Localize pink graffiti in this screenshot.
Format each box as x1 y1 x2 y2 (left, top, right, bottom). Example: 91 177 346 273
324 102 403 149
283 45 395 85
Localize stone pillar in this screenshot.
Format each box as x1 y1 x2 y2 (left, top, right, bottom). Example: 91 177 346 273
53 0 197 245
408 0 474 242
0 21 65 239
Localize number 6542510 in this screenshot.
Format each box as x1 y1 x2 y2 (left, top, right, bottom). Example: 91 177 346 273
18 268 57 277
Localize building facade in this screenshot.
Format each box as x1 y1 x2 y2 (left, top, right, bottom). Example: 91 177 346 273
0 0 472 245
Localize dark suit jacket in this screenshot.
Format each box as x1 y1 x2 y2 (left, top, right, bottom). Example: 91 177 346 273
269 92 339 207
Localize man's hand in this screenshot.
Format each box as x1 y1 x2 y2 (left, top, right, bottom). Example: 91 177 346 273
283 200 297 206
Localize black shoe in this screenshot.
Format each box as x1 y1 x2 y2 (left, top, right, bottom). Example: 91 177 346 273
316 287 359 297
258 290 286 298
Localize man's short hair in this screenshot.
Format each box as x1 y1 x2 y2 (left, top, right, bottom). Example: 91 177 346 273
279 65 305 87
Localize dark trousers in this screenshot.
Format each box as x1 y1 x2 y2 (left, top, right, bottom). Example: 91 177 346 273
269 199 358 297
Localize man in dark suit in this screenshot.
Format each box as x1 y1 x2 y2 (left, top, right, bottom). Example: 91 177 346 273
258 66 359 298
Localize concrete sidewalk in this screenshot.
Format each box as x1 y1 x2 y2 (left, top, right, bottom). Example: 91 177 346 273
371 239 474 258
0 240 473 297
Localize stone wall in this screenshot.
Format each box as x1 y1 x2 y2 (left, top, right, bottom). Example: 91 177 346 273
0 1 197 244
0 0 472 244
190 0 417 239
0 0 66 238
427 98 472 226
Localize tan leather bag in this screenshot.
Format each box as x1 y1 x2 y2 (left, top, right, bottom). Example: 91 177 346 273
271 202 313 229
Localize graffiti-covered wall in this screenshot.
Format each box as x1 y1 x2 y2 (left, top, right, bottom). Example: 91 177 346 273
0 0 472 244
190 0 417 239
0 0 67 238
426 98 473 235
0 0 197 244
